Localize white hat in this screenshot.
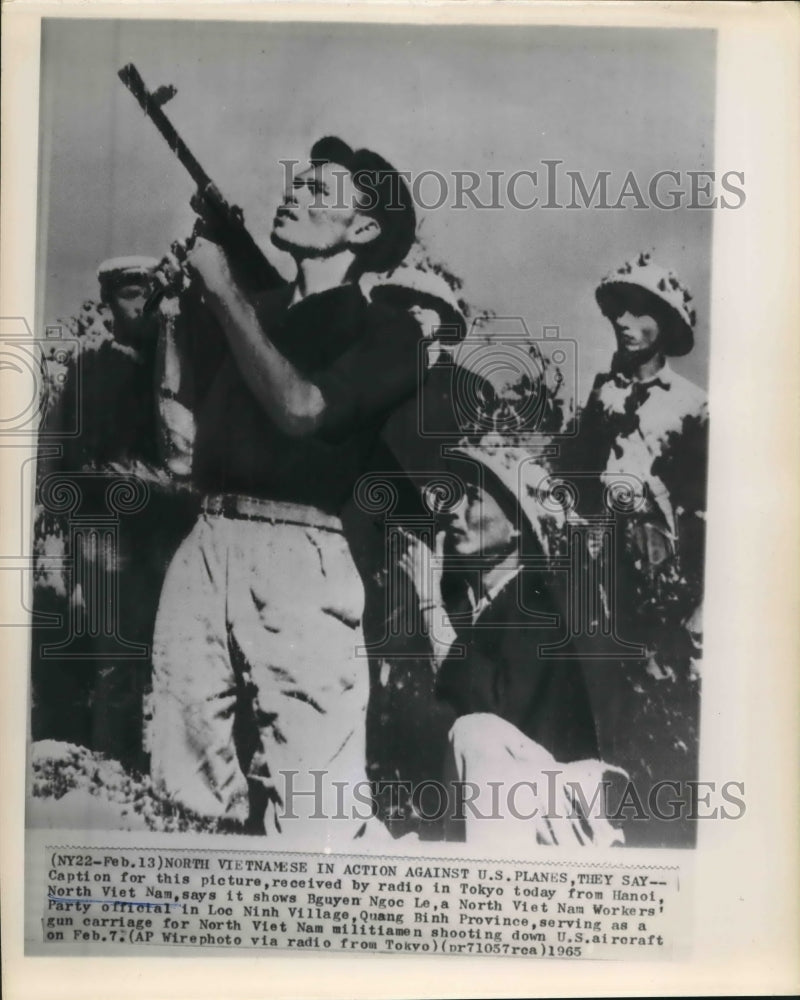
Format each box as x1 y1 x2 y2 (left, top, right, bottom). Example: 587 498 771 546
448 443 565 557
361 263 467 338
97 256 159 285
595 252 696 357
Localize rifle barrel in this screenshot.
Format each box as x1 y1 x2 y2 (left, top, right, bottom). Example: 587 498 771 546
118 62 283 294
118 63 211 192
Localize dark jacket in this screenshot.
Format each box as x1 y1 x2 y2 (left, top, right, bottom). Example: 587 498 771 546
436 568 599 764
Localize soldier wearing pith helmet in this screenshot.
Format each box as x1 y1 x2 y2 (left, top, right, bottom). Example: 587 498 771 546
586 251 708 552
564 252 709 847
96 255 160 348
32 252 181 772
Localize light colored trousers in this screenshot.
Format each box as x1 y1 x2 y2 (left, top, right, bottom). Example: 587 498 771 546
147 510 370 846
448 714 625 848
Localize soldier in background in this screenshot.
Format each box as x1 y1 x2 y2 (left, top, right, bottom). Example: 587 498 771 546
355 262 472 837
48 258 163 465
562 253 708 846
32 256 196 771
361 266 576 839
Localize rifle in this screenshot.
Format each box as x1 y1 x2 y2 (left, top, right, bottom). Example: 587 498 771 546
118 63 282 296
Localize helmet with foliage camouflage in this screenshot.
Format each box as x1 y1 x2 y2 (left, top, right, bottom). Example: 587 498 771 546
445 442 567 558
361 261 467 340
595 252 696 357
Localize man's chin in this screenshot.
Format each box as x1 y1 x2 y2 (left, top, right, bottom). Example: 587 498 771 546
617 345 659 366
270 228 296 255
270 229 340 261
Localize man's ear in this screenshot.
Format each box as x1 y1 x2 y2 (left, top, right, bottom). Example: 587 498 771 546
347 214 381 247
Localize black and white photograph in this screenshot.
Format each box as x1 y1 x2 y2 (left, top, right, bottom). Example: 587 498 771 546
3 2 798 985
28 16 715 851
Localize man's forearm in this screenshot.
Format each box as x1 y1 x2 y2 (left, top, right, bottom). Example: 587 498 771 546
419 603 458 670
196 246 326 436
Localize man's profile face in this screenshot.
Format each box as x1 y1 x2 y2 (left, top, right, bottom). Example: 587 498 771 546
107 279 153 344
271 161 377 259
443 482 518 561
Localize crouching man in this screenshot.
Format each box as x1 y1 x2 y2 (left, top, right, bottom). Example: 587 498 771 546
147 137 420 845
399 445 624 847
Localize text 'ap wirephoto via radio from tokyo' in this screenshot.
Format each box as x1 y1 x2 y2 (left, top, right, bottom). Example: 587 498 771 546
19 13 748 964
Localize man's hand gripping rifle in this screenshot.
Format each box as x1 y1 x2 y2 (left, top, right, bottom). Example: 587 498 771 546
118 63 282 305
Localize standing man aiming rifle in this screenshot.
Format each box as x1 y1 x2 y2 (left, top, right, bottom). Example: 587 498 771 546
120 69 421 841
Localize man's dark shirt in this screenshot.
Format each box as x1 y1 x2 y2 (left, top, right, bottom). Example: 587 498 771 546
436 570 599 764
192 283 423 514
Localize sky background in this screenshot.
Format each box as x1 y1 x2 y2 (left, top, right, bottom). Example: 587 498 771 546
36 19 716 402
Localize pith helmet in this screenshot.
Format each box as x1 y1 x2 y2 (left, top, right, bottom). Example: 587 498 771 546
361 262 467 339
595 252 696 357
446 443 565 557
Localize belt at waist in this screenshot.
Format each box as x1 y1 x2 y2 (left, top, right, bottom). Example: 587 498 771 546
201 494 343 532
